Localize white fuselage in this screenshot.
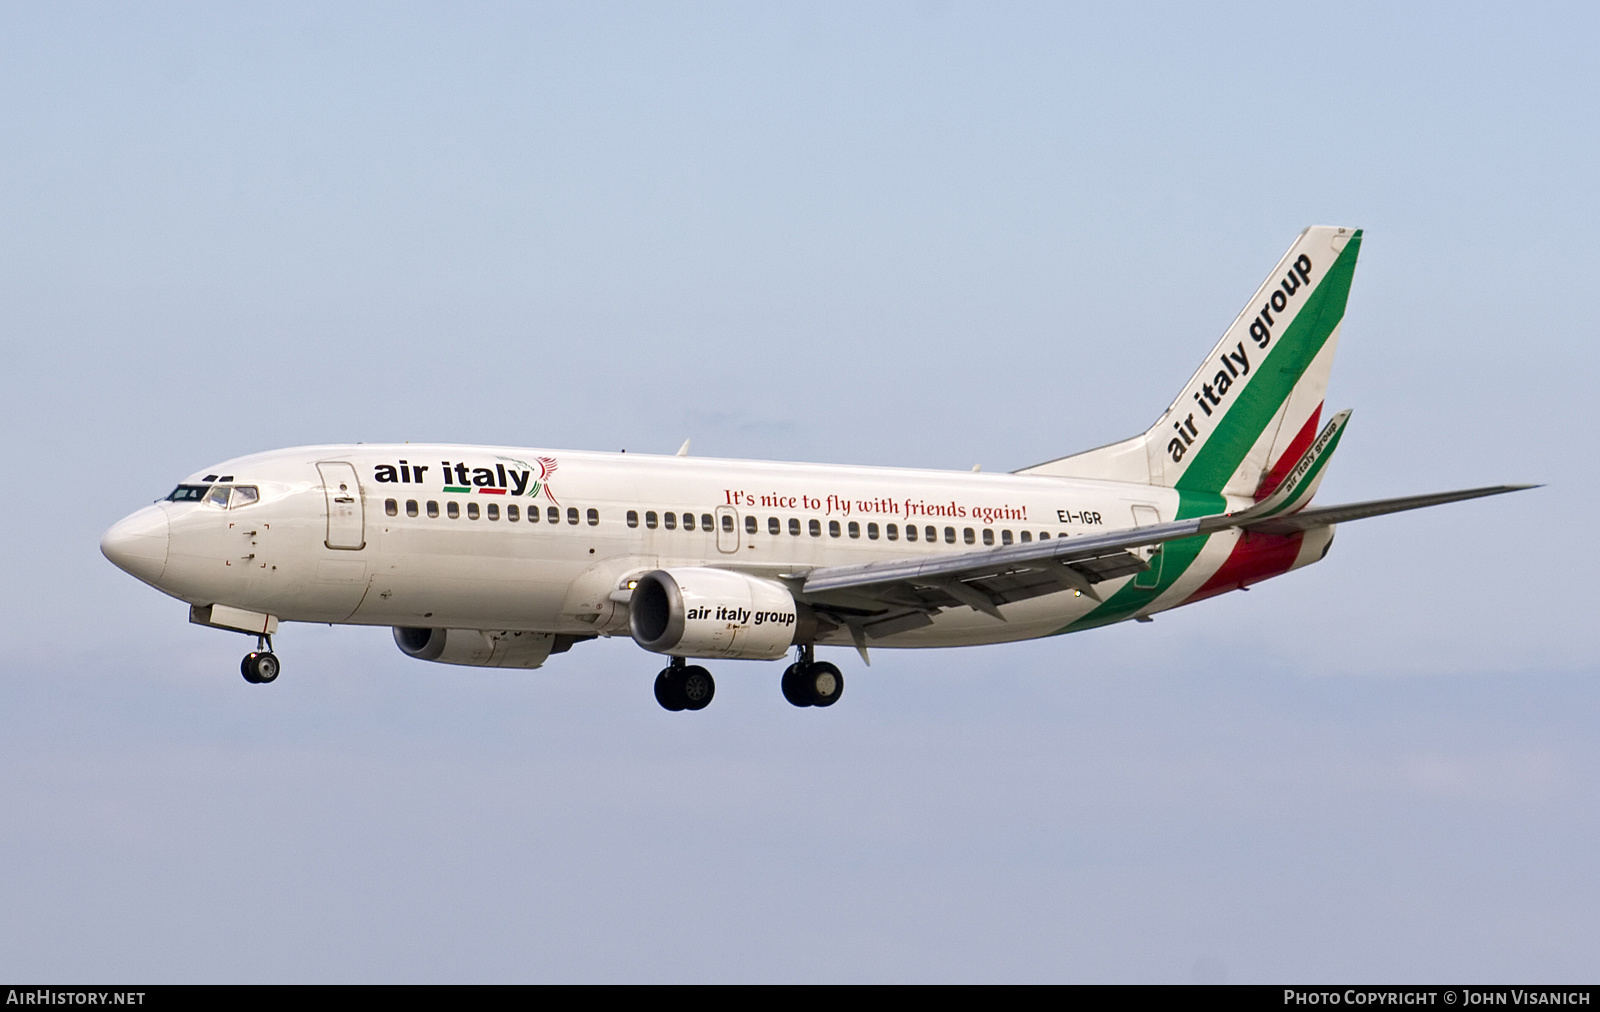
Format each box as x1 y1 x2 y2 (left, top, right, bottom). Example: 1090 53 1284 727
106 442 1315 654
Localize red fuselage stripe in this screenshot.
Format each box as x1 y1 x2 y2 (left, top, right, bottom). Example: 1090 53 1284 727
1184 530 1305 604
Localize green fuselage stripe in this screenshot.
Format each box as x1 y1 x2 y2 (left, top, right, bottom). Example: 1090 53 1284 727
1058 489 1225 633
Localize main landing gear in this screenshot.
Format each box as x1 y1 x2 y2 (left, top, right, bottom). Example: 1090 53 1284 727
654 657 715 712
241 634 280 685
781 645 843 708
650 647 843 712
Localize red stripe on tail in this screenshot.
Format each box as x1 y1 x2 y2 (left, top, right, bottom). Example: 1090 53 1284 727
1254 403 1323 500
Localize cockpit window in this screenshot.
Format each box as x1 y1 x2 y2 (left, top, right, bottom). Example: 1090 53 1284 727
169 483 260 507
167 485 211 502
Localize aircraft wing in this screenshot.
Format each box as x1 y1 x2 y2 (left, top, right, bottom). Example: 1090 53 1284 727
1238 484 1537 534
797 515 1217 626
795 484 1534 631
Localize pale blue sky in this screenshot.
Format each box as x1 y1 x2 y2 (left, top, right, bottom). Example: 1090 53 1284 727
1 2 1595 981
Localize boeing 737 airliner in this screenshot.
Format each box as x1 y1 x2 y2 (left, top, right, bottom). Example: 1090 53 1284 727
101 227 1529 711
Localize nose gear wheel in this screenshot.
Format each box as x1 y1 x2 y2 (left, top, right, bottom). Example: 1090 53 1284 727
241 651 279 684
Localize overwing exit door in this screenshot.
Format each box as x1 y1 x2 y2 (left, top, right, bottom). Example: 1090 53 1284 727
317 461 366 550
715 506 740 554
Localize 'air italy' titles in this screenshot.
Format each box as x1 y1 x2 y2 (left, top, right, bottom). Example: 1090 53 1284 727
372 460 537 495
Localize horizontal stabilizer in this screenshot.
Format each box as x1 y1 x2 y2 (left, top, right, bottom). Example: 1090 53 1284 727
1239 409 1350 520
1242 485 1539 535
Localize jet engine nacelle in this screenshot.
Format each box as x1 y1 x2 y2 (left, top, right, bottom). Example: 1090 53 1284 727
630 568 811 660
392 627 558 668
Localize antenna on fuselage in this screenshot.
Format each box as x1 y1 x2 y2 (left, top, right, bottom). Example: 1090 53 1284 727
676 439 691 457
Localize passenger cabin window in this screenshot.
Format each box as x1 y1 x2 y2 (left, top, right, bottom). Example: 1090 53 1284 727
682 513 694 531
867 523 879 540
789 518 801 536
447 502 460 519
1001 530 1013 545
848 521 860 539
547 506 559 524
487 503 499 521
467 502 480 520
828 520 841 538
627 510 639 528
727 515 740 533
1019 531 1031 542
587 508 599 526
645 511 658 529
567 507 579 525
745 516 758 534
701 513 713 530
385 499 398 516
406 500 419 517
1038 531 1049 540
507 504 519 521
906 525 918 542
664 512 677 530
768 517 781 535
982 529 994 546
944 527 956 543
963 528 975 544
886 523 898 541
166 484 210 502
427 501 439 518
809 519 822 537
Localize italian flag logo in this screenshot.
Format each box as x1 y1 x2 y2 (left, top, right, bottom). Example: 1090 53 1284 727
441 455 560 503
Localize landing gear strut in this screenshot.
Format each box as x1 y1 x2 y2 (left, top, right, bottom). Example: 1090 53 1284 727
781 645 843 708
654 657 715 712
241 633 279 684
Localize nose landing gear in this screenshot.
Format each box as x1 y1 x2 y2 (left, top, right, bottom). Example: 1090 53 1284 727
781 645 843 708
241 634 280 684
654 657 715 711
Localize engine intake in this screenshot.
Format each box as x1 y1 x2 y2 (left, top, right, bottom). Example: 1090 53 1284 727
630 568 810 660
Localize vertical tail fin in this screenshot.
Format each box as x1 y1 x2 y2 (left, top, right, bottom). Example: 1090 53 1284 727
1019 226 1362 497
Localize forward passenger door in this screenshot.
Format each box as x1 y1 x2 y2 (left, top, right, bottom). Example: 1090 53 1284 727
317 461 366 550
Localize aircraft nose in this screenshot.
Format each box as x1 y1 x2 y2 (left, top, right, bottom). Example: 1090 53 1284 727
101 505 169 585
